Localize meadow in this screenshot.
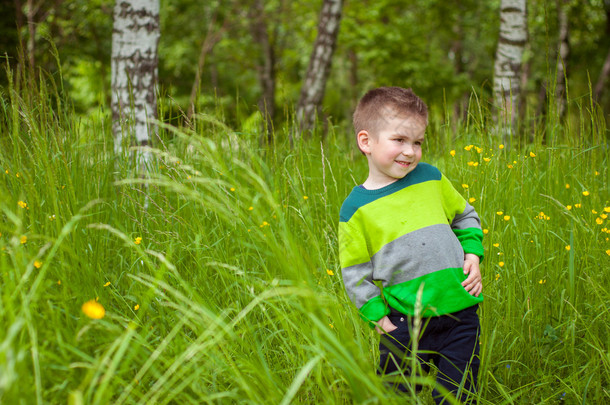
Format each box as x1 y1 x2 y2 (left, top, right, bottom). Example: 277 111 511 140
0 73 609 404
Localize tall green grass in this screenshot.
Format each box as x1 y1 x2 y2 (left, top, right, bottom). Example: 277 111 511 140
0 68 608 404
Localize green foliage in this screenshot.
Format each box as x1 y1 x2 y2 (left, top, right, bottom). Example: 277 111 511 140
1 64 609 404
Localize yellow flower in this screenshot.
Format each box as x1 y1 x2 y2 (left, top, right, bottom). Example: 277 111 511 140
262 221 269 226
464 145 473 151
566 205 572 210
507 164 513 169
604 207 610 213
475 146 483 154
582 191 590 197
326 269 334 276
450 150 456 156
473 162 479 167
82 300 105 319
483 229 489 234
601 214 608 219
187 175 191 179
16 172 20 178
495 273 500 281
538 279 546 284
498 262 504 267
504 215 510 221
34 260 42 269
467 161 475 166
595 171 600 176
249 206 254 211
529 152 536 157
469 197 476 203
134 304 140 311
565 184 570 189
18 201 27 208
103 281 111 287
134 237 142 245
496 211 503 216
493 243 500 247
230 187 235 192
592 209 598 214
565 245 571 251
575 203 582 208
483 157 491 162
461 184 469 189
57 280 61 285
606 250 610 256
499 144 505 149
303 196 309 200
596 218 604 225
20 235 27 244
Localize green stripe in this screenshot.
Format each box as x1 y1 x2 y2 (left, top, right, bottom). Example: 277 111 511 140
339 163 441 222
351 180 447 255
453 227 485 260
359 295 390 328
440 175 467 222
383 267 483 317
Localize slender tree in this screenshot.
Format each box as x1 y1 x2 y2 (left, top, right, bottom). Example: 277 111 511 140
111 0 160 162
594 1 610 102
492 0 527 135
295 0 343 142
249 0 276 145
555 0 569 118
594 47 610 102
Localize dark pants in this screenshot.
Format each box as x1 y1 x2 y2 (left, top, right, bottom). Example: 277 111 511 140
378 304 480 404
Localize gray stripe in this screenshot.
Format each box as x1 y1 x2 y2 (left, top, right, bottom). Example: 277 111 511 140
341 261 381 308
451 203 481 230
371 224 464 286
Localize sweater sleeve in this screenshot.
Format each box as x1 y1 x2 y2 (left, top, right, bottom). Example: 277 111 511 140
338 219 390 327
439 175 485 260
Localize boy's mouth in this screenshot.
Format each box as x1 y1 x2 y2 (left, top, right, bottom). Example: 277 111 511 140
395 160 411 168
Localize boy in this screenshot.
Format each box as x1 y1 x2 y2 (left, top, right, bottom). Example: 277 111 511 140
338 87 484 403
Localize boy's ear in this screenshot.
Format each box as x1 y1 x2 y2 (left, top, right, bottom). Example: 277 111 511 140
357 130 373 154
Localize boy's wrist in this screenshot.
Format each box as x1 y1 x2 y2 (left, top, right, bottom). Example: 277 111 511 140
464 253 480 263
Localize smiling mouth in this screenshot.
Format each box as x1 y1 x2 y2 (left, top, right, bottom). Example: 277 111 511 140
395 161 411 167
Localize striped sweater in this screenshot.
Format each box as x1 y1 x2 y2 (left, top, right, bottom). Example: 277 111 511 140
338 162 484 326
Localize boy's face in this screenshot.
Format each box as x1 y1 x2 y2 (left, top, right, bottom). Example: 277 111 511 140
358 114 426 188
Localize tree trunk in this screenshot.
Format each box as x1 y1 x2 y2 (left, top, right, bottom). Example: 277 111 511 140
26 0 36 75
555 0 569 118
111 0 160 164
249 0 276 145
294 0 343 142
187 12 227 121
492 0 527 136
594 46 610 102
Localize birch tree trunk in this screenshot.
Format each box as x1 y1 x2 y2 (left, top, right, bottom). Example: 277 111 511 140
294 0 343 142
111 0 160 165
555 0 569 118
492 0 527 135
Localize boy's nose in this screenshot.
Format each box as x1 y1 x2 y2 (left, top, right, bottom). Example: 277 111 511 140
402 145 414 156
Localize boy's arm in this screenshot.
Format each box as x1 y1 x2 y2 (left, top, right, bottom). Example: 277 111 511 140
339 220 390 328
440 175 484 260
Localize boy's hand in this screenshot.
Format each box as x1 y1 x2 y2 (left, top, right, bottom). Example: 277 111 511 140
375 316 398 334
462 253 482 297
